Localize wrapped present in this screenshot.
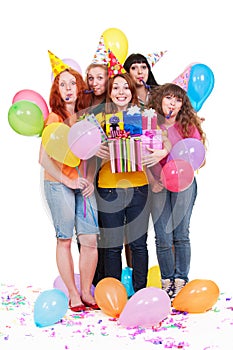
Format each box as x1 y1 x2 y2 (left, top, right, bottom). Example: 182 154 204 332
142 108 157 130
105 112 124 137
85 113 108 143
123 106 142 136
141 130 163 155
108 136 143 173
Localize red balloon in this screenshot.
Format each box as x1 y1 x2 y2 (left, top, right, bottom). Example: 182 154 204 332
161 159 194 192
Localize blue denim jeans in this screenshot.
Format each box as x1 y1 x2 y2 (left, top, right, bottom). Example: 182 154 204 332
96 185 150 292
151 178 197 282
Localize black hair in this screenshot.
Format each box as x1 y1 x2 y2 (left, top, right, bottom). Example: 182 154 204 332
123 53 159 88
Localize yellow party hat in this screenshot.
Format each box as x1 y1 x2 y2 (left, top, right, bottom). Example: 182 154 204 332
48 50 70 78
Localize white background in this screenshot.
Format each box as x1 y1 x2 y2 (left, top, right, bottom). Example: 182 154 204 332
0 0 232 293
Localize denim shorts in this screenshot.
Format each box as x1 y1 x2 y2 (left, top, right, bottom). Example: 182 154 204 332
44 181 99 239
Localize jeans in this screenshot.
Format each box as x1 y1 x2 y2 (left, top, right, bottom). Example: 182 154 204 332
151 178 197 282
96 185 150 292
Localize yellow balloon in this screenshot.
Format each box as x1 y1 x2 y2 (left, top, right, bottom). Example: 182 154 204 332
102 27 128 64
42 122 80 167
147 265 162 288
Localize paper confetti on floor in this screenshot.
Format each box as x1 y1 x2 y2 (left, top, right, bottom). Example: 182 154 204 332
0 283 233 350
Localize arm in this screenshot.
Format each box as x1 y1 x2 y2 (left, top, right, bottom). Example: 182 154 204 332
39 144 89 190
142 134 171 168
145 167 164 193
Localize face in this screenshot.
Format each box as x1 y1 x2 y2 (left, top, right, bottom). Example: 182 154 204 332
110 76 132 111
162 94 183 125
87 66 108 96
129 63 149 86
59 71 77 103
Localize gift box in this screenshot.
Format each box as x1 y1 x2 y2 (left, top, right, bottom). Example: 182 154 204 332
123 106 142 136
108 136 143 173
142 108 157 130
141 130 163 155
105 112 124 138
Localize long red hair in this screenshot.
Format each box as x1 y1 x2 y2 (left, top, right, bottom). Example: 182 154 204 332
49 68 91 122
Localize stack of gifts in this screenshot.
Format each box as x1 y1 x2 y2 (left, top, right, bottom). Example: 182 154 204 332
107 107 163 173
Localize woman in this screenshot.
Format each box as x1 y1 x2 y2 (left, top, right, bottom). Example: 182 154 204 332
148 83 206 300
39 63 100 311
95 73 151 292
85 63 108 115
123 53 159 109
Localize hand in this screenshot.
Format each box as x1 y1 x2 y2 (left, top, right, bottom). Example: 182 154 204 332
142 148 168 167
65 177 90 190
82 181 94 197
95 143 110 160
150 180 164 193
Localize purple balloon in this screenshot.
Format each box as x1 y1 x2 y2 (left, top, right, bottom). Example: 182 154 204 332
168 138 205 170
53 274 95 297
119 287 170 327
68 120 101 160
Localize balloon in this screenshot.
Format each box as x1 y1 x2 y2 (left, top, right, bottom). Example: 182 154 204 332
42 122 80 167
53 274 95 297
94 277 128 317
119 287 170 328
168 138 206 170
34 289 68 327
172 279 220 313
161 159 194 192
121 267 135 297
68 120 101 160
12 89 49 121
8 100 44 136
187 63 215 112
51 58 82 81
102 27 128 64
146 265 162 288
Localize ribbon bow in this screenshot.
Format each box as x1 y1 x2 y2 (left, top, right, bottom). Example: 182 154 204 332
117 130 130 139
144 130 155 138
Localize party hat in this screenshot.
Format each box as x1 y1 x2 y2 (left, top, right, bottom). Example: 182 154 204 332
146 50 167 68
172 64 192 92
92 35 108 64
48 50 70 78
107 49 126 77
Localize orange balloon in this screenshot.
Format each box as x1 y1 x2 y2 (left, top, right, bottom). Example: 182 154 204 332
172 279 220 313
94 277 128 317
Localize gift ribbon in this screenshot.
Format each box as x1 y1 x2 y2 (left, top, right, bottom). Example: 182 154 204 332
116 130 130 139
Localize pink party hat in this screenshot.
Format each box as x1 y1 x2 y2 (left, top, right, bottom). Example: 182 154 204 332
172 64 193 92
107 49 126 77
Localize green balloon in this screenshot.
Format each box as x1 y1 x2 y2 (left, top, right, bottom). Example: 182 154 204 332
8 100 44 136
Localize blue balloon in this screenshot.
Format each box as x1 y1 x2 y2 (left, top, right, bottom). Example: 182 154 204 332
34 289 68 327
187 63 215 112
121 267 135 297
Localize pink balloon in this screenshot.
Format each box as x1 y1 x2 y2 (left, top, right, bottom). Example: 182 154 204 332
51 58 82 81
68 120 101 160
12 89 49 121
53 274 95 297
161 159 194 192
168 138 206 170
119 287 170 328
